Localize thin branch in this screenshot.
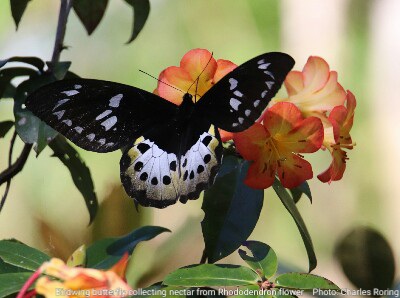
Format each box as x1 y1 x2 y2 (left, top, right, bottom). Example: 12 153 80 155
0 0 73 210
0 131 19 211
49 0 74 72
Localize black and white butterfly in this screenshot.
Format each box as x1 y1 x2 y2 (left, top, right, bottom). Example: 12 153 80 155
26 52 294 208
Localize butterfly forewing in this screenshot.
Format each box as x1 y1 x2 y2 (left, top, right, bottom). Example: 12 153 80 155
196 52 295 132
25 79 177 152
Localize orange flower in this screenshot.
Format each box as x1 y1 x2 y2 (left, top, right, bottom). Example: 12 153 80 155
273 56 346 120
318 91 356 183
27 254 131 298
155 48 237 141
234 102 323 189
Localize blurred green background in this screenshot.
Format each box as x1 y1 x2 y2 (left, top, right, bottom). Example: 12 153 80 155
0 0 399 290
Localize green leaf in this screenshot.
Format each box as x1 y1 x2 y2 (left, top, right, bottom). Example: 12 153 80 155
87 226 170 269
230 285 263 298
0 272 33 298
49 135 98 225
335 226 395 291
163 264 260 287
0 56 45 71
124 0 150 43
10 0 32 29
289 182 312 204
0 258 30 274
0 121 14 138
0 239 50 272
73 0 108 35
275 273 340 291
13 75 58 154
272 179 316 272
202 158 264 263
239 241 278 279
49 61 72 80
0 67 38 99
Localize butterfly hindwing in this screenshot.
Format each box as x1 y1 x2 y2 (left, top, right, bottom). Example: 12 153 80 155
196 52 295 132
25 79 177 152
178 125 222 203
120 120 222 208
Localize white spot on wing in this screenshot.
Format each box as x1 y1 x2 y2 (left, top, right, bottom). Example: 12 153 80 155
96 110 112 120
62 119 72 126
233 90 243 97
238 117 244 124
74 85 82 89
254 100 260 107
229 78 238 90
257 59 265 65
261 90 268 98
109 94 123 108
266 81 274 89
245 109 251 117
105 142 114 148
74 126 83 134
53 110 65 120
258 63 270 70
53 98 70 111
229 98 241 111
87 134 95 141
232 123 239 127
101 116 117 131
264 70 275 79
98 138 106 145
62 90 79 96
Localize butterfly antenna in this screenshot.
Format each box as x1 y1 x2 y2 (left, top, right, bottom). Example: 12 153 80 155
139 70 184 93
187 52 214 101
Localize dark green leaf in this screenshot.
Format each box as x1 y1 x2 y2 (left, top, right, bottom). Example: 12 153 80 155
13 75 58 154
163 264 260 287
0 258 30 274
87 226 169 269
47 61 72 80
49 135 98 224
124 0 150 43
202 159 264 263
73 0 109 35
230 285 262 298
239 241 278 279
10 0 32 29
0 272 33 297
0 121 14 138
275 273 340 291
0 239 50 272
335 227 395 291
289 182 312 204
272 179 316 272
0 67 38 99
0 56 45 71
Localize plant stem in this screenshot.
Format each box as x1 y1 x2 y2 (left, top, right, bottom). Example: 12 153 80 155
49 0 73 72
0 0 73 210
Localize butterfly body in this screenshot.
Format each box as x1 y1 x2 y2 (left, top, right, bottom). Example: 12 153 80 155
25 52 295 208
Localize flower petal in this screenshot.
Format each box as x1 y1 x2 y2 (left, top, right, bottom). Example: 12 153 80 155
219 129 234 142
213 59 237 83
157 66 191 105
263 102 303 136
278 154 313 188
302 56 330 93
318 147 347 183
180 48 217 95
281 116 323 153
244 160 276 189
284 71 304 96
234 123 268 161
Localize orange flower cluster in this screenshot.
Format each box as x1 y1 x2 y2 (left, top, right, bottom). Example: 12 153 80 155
18 254 131 298
155 49 356 189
